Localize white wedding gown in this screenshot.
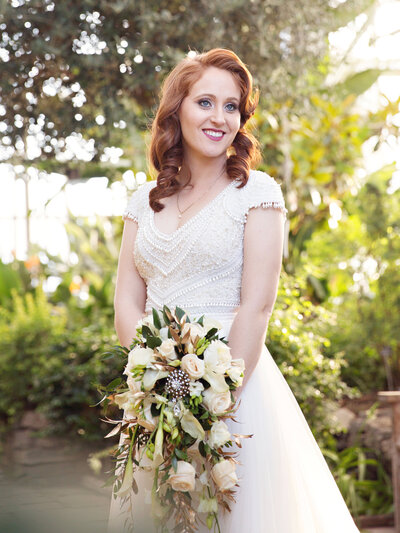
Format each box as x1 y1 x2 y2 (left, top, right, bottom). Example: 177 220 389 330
107 170 360 533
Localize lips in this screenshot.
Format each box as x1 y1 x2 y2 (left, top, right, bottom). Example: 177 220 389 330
202 129 225 141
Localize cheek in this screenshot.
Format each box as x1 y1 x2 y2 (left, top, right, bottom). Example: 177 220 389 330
229 115 241 136
179 106 202 136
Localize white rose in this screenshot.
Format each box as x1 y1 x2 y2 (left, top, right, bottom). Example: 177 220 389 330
181 322 205 345
189 380 204 397
211 459 238 491
202 317 222 334
181 354 205 380
158 338 177 361
136 314 158 334
202 388 231 415
167 460 196 492
197 496 218 514
208 420 231 449
227 358 245 386
124 346 155 375
204 340 232 374
159 326 169 340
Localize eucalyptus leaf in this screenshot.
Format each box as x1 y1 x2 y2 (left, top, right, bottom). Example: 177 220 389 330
205 328 218 339
152 307 162 330
174 306 186 321
146 336 162 349
106 377 122 391
141 325 153 339
199 441 206 458
174 448 188 461
196 315 205 326
162 306 171 326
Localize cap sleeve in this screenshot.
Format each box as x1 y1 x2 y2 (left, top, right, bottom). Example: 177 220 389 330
122 188 140 222
122 180 154 223
224 169 288 224
243 170 288 222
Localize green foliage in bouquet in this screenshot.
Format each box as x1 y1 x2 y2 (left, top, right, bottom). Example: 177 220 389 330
99 305 250 533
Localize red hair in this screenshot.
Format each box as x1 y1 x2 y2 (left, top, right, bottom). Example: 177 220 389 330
148 48 261 212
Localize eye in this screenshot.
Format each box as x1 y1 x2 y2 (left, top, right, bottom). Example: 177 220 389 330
226 102 238 112
198 99 212 108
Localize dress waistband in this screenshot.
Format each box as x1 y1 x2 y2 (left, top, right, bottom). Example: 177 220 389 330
145 303 239 320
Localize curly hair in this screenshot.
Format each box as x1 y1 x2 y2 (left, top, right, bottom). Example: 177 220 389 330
148 48 261 212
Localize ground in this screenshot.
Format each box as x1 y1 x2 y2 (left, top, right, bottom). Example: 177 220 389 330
0 412 113 533
0 410 394 533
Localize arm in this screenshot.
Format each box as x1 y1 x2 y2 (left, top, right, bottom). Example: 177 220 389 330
228 206 285 396
114 219 147 348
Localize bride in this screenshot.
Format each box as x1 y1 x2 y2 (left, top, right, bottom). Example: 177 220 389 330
107 48 360 532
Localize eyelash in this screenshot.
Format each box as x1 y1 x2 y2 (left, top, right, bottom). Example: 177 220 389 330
198 99 238 112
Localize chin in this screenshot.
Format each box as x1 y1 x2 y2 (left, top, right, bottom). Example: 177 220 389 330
197 144 231 159
199 151 228 160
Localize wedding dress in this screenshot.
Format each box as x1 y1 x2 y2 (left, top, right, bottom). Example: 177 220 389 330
107 169 360 533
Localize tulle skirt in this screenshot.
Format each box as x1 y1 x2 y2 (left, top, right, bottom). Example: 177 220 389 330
107 313 360 533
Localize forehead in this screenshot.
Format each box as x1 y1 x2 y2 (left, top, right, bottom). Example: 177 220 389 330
188 66 241 99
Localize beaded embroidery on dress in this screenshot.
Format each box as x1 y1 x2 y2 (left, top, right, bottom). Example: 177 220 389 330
107 169 360 533
124 170 287 318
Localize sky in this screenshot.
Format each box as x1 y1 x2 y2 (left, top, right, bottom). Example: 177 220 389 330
1 0 400 263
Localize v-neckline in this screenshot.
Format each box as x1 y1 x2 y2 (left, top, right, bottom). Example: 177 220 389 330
151 179 237 238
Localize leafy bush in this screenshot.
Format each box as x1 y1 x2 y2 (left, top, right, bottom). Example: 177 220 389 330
268 273 361 450
0 285 122 440
0 286 66 423
323 442 393 517
0 259 32 305
301 167 400 392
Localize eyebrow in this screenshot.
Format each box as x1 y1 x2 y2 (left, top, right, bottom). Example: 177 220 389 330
194 93 240 103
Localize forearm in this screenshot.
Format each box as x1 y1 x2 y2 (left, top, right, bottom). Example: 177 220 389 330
114 299 146 349
227 304 271 398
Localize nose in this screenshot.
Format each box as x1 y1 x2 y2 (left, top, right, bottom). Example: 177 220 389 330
210 105 225 127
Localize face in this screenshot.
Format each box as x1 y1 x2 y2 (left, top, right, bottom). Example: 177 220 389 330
178 66 242 164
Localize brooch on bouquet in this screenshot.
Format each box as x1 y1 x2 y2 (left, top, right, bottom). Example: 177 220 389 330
99 304 252 533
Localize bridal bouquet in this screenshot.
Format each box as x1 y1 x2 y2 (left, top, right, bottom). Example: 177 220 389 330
100 305 251 533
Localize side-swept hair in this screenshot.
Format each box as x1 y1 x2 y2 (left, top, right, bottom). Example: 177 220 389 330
148 48 261 212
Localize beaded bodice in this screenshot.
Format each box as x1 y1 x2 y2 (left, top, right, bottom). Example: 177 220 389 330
122 169 287 319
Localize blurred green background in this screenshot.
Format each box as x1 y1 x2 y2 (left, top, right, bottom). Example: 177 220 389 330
0 0 399 524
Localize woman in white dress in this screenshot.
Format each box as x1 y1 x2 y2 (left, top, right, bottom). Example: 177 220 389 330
108 48 360 533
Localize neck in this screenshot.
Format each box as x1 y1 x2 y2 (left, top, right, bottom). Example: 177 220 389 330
179 154 228 187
